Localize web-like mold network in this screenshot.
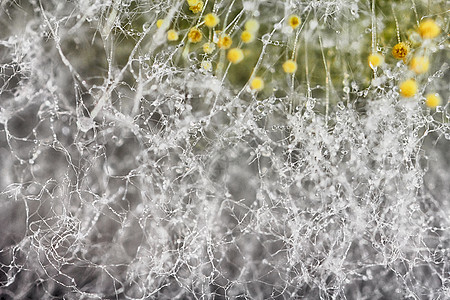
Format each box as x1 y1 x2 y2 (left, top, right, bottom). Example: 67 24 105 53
0 0 449 299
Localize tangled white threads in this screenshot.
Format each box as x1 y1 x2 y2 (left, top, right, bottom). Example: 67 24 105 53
0 0 449 299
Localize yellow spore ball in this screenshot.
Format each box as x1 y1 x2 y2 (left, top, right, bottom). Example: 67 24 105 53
244 18 260 33
425 93 441 108
188 27 202 43
217 34 232 49
189 1 203 13
241 31 255 43
368 53 384 69
250 77 264 91
204 13 219 28
202 42 215 54
167 29 179 41
187 0 200 5
156 19 164 28
201 60 212 72
282 59 297 74
399 79 418 98
288 14 301 29
227 48 244 64
418 19 441 39
410 56 430 74
392 42 409 59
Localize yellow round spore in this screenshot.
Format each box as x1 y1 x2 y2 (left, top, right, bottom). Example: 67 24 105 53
204 13 219 28
282 59 297 74
156 19 164 28
241 31 255 43
288 15 301 29
392 42 409 60
217 34 232 49
250 77 264 91
202 42 215 54
245 19 260 33
399 79 418 98
410 56 430 74
368 53 384 69
188 27 202 43
227 48 244 64
201 60 212 72
189 1 203 13
418 19 441 39
425 93 441 108
167 29 179 41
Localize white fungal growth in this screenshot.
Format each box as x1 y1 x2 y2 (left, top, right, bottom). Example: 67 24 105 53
0 0 448 299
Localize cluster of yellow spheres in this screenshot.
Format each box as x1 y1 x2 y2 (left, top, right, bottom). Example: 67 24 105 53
158 5 443 105
157 3 303 91
367 19 442 108
187 0 203 13
240 18 260 44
